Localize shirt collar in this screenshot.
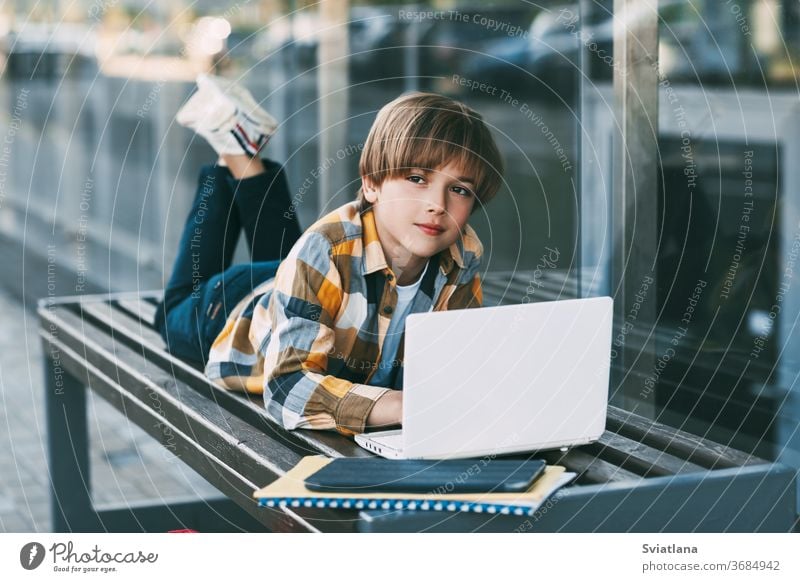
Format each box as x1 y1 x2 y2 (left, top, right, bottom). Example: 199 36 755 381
359 205 474 276
360 206 390 275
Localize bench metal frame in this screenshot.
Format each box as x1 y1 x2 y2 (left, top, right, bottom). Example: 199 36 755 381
38 292 798 532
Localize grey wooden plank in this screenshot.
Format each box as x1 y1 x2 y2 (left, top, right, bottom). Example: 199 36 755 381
587 432 707 477
141 294 162 306
38 290 162 309
86 301 169 352
539 448 641 484
607 405 764 469
115 298 157 329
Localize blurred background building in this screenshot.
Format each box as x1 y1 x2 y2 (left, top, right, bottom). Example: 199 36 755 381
1 0 799 521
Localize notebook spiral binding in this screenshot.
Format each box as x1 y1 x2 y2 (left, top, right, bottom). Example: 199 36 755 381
259 498 534 516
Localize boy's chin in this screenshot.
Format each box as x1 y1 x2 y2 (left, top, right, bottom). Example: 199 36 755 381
404 242 451 259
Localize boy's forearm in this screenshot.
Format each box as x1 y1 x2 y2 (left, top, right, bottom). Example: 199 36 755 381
365 389 403 430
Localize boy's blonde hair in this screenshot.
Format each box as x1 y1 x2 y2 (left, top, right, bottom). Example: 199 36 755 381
357 92 504 214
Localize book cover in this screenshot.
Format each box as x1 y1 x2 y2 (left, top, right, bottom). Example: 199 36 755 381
253 456 575 516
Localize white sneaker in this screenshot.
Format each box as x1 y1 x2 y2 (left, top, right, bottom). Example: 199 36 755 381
176 74 278 156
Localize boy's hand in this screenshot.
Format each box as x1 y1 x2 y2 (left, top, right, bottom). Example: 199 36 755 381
365 390 403 430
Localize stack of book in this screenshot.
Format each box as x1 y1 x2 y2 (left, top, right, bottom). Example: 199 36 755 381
253 456 576 517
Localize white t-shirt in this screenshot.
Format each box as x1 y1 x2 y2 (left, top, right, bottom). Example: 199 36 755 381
369 261 429 387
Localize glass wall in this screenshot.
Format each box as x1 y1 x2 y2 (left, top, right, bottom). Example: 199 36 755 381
0 1 312 292
653 0 800 476
0 0 583 303
581 0 800 504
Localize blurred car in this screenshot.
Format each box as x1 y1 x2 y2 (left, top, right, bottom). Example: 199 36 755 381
458 0 760 99
459 5 600 99
3 23 98 80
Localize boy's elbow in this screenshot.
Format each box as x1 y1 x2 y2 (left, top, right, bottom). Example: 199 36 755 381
263 396 304 430
262 376 302 430
262 378 338 432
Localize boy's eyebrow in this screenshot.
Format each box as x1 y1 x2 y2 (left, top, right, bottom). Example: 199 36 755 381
413 167 476 185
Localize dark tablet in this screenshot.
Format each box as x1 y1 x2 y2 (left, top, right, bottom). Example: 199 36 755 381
304 457 547 494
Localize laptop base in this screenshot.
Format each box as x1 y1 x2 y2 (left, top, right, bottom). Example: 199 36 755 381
355 430 405 459
356 430 598 460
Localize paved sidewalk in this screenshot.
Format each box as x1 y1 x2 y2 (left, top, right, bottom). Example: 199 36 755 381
0 287 219 532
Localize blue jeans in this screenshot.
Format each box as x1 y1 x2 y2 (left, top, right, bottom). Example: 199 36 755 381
153 159 302 364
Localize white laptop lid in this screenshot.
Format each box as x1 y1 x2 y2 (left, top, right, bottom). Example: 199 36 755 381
402 296 613 459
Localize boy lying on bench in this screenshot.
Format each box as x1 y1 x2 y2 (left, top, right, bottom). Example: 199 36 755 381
154 75 504 436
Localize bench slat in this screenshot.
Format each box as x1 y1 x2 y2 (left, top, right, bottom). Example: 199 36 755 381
538 448 642 484
606 405 762 469
141 295 162 307
115 298 157 328
587 432 707 477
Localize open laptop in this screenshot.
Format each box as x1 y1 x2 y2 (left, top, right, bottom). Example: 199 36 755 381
355 296 613 459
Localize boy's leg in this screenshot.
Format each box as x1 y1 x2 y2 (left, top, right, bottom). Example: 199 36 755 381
223 155 302 262
169 154 301 352
154 163 240 362
162 163 240 310
155 74 290 362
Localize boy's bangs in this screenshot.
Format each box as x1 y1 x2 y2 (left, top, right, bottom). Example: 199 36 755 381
385 135 487 192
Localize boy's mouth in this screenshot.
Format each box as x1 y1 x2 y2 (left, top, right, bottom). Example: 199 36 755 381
415 222 445 236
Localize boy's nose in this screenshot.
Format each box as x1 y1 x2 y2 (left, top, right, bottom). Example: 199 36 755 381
425 188 447 213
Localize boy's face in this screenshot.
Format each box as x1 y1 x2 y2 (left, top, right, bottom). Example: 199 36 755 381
362 161 476 275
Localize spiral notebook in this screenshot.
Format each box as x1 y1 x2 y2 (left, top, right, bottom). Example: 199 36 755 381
253 456 576 517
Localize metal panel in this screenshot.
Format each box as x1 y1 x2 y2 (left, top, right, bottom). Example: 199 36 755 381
611 0 659 414
44 344 102 532
359 464 797 533
318 0 351 209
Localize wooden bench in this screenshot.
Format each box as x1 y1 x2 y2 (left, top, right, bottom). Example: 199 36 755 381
38 289 798 532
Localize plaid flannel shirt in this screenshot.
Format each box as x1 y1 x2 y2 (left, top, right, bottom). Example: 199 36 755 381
205 200 484 436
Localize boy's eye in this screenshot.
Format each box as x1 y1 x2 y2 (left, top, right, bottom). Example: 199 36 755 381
406 174 473 197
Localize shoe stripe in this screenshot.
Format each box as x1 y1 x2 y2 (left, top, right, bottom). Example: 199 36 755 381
235 123 262 151
231 128 257 156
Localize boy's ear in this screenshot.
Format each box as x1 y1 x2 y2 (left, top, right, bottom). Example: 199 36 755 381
361 177 379 203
